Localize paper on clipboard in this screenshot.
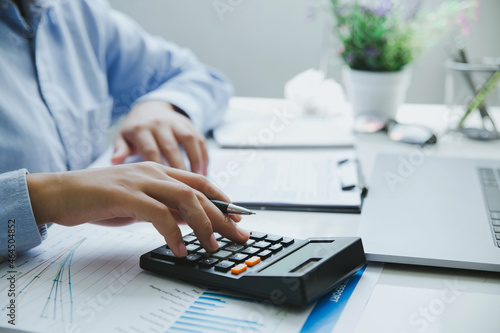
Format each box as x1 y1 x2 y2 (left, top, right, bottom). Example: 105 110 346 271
207 149 366 213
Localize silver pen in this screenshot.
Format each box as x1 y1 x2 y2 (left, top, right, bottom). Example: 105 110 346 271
210 200 256 215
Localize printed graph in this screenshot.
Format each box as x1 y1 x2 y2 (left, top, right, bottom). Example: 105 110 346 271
169 290 266 332
0 224 164 332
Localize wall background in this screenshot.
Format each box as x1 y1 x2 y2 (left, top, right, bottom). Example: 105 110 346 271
108 0 500 104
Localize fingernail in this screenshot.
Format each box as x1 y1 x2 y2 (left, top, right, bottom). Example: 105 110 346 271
178 243 187 257
209 234 219 251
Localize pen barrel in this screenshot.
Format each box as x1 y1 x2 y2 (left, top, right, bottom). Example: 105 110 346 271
210 200 229 214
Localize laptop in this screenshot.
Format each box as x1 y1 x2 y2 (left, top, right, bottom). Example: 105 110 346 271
358 153 500 272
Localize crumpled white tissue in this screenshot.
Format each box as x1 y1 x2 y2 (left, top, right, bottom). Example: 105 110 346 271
284 69 349 115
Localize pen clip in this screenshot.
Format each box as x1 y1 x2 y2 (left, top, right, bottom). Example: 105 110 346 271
337 159 368 197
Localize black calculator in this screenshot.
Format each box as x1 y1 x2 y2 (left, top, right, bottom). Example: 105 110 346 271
140 231 366 306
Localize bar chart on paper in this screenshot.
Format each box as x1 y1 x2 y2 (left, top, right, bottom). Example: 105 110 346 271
1 223 363 333
100 279 311 333
167 289 306 333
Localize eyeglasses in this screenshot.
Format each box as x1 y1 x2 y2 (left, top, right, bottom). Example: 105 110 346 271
354 113 437 146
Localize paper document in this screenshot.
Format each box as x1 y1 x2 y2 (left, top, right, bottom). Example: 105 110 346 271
213 101 355 148
208 149 365 213
0 224 375 333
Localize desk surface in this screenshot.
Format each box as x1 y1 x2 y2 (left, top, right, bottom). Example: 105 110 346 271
223 98 500 333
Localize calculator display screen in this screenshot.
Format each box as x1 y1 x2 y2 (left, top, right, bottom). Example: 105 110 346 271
258 241 333 275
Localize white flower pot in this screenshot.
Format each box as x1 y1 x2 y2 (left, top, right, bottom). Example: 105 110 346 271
342 67 412 119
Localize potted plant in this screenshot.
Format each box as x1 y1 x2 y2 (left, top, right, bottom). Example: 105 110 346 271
330 0 479 118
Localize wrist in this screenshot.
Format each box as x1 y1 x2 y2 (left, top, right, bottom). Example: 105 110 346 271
26 172 65 227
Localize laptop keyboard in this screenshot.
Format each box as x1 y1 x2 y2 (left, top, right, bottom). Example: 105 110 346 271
478 168 500 247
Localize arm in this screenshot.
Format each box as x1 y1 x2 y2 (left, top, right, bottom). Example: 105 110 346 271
26 163 249 258
90 1 233 172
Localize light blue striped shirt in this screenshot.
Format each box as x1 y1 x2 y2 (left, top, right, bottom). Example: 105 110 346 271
0 0 232 258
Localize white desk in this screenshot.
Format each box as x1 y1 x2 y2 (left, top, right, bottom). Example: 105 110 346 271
221 98 500 333
5 98 498 333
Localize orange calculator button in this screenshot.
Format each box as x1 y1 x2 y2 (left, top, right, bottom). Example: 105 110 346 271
245 256 261 267
231 263 248 275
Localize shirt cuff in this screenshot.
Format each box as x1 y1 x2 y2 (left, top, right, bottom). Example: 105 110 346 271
0 169 44 257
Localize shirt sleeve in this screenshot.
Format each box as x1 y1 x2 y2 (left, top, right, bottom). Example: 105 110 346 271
91 0 233 134
0 169 45 260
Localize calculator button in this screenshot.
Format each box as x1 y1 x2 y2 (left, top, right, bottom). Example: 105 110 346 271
281 238 295 247
250 232 267 241
213 232 223 240
244 239 256 247
151 248 177 262
185 244 201 253
492 220 500 226
216 241 227 249
269 244 283 253
212 250 233 260
183 235 197 243
178 254 202 266
225 244 245 252
198 257 219 268
196 248 208 256
254 241 271 249
231 263 248 275
258 249 272 260
228 253 249 263
265 235 283 243
245 256 261 267
242 247 260 255
496 233 500 240
494 227 500 233
215 260 235 272
220 238 232 243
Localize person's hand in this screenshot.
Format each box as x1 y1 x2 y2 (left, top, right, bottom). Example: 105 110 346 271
112 101 209 175
26 163 249 257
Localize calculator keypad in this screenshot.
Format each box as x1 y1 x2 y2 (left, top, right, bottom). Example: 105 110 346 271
151 231 294 277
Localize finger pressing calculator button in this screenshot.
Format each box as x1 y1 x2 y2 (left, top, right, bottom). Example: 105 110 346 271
198 257 219 268
269 244 283 253
212 250 233 260
151 248 178 262
258 249 272 260
245 256 261 267
215 260 235 272
231 263 248 275
249 232 267 241
265 235 283 243
228 253 249 263
242 247 260 255
185 244 201 253
225 244 245 252
281 238 295 247
254 241 271 249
